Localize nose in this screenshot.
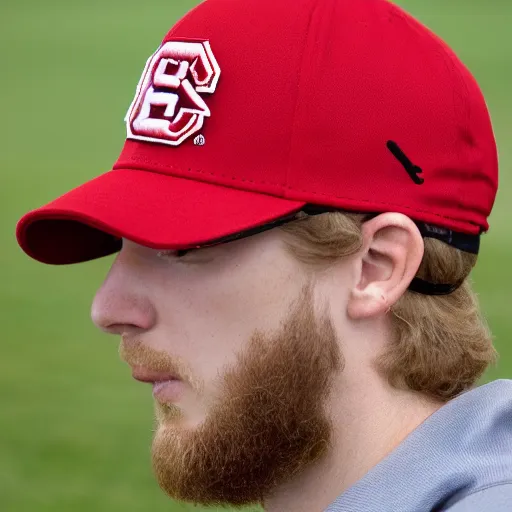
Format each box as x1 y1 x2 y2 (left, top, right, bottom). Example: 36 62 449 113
91 256 157 335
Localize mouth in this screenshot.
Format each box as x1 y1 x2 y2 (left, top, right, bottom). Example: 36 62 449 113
132 367 183 404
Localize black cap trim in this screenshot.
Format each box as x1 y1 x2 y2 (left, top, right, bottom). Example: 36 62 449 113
408 277 462 296
415 222 480 255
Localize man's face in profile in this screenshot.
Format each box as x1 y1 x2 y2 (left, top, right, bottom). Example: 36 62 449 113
92 231 344 506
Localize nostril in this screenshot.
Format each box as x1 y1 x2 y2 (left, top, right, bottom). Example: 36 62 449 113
100 323 140 336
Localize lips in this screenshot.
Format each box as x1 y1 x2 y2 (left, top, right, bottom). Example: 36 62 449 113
152 380 184 404
132 366 179 384
131 366 184 403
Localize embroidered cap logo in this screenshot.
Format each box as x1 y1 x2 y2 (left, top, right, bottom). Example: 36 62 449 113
126 40 221 146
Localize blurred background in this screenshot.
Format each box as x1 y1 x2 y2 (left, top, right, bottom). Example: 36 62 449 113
1 0 510 510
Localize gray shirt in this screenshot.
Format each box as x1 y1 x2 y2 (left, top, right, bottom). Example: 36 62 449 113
326 379 512 511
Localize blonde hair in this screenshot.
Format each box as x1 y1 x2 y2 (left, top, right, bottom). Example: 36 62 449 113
280 212 496 402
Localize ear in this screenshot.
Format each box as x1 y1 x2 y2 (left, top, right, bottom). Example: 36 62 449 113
347 213 424 320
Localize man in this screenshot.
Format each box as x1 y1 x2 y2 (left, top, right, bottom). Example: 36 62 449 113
16 0 511 510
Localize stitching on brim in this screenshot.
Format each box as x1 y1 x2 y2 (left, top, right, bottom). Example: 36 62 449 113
122 156 481 228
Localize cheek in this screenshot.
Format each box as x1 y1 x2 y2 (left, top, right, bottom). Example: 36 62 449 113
153 258 304 387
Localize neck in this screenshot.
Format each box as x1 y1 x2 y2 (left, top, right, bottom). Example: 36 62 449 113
263 373 443 512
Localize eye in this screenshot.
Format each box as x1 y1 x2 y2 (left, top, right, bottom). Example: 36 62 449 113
156 249 194 260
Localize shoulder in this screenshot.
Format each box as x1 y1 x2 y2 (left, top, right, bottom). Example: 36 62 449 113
444 482 512 511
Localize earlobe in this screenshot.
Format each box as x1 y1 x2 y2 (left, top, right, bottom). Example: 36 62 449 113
347 213 424 320
348 284 389 319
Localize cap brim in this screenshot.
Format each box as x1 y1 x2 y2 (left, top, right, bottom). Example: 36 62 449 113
16 169 306 265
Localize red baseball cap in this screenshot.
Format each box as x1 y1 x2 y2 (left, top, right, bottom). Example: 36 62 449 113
16 0 498 269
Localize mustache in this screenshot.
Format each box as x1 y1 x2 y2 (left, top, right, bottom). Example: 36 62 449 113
119 337 190 382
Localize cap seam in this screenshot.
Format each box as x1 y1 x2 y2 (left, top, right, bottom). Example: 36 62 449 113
117 159 481 228
283 0 320 193
123 155 286 187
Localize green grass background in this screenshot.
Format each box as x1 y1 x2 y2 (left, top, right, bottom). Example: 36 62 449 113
1 1 510 510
